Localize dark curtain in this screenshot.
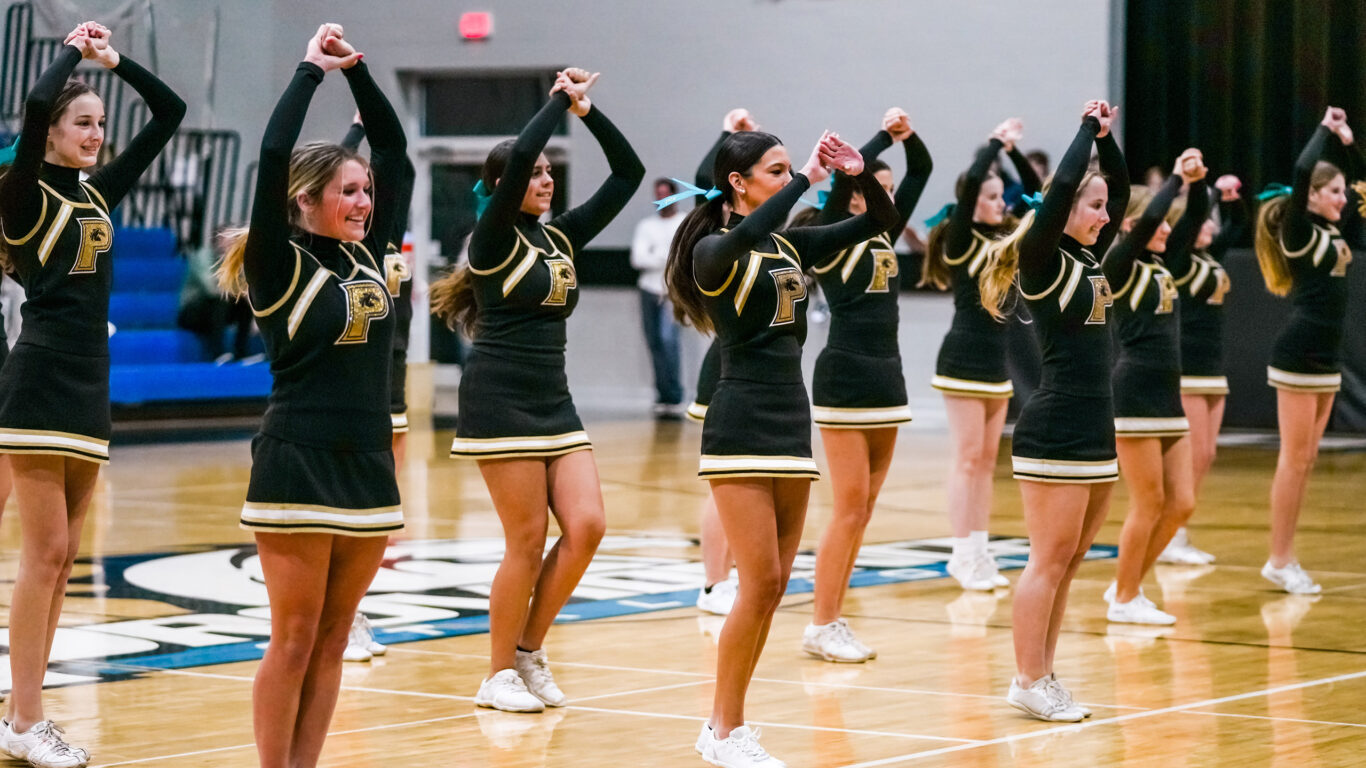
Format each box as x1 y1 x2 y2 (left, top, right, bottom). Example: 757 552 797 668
1126 0 1366 431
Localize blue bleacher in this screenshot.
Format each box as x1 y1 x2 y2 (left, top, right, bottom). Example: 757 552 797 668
108 226 271 404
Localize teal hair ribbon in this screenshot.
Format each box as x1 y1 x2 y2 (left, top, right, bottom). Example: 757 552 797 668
1256 183 1292 202
472 178 493 219
923 202 955 228
1021 191 1045 211
797 189 831 210
654 177 721 210
0 138 19 167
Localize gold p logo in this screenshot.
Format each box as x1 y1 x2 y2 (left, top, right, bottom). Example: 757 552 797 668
867 248 898 293
1086 275 1113 324
770 266 807 326
337 280 390 344
543 258 577 306
70 217 112 275
1209 268 1231 305
1331 239 1353 278
1155 273 1177 314
384 253 411 297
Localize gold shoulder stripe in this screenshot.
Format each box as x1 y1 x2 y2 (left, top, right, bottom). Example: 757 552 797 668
698 261 738 297
36 203 73 267
81 182 108 213
1110 260 1138 300
543 224 574 261
840 241 870 284
1129 263 1153 311
251 245 304 318
1057 259 1084 310
771 232 801 267
733 252 766 315
469 237 521 276
1019 251 1069 301
287 267 334 339
345 242 384 282
501 229 542 297
37 180 98 208
2 192 48 247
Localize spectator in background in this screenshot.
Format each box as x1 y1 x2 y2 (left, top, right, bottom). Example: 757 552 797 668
178 226 255 362
1026 149 1050 181
631 178 686 419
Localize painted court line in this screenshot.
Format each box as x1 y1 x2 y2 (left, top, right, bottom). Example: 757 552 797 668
1186 709 1366 730
838 667 1366 767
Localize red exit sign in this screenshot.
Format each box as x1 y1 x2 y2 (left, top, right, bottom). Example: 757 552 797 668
460 12 493 40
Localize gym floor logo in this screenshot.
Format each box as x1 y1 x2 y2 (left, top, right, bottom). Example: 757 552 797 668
27 535 1113 688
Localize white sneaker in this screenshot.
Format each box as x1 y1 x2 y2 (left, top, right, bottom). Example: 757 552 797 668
837 618 877 660
699 724 786 767
1157 529 1216 565
515 648 567 707
979 552 1010 588
343 613 380 662
1107 592 1177 625
1103 581 1116 603
475 668 545 712
695 723 712 754
697 579 738 616
1006 677 1084 722
947 554 996 591
0 720 89 767
1262 561 1321 595
802 620 871 663
1047 674 1091 718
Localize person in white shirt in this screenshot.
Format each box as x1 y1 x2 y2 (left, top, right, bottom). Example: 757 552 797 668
631 178 687 417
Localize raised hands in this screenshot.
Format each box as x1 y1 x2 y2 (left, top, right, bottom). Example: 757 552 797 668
800 132 864 186
65 22 119 68
1214 174 1241 201
991 117 1023 151
1083 100 1117 138
304 24 362 72
551 68 599 117
724 108 760 133
883 108 913 142
1174 148 1207 184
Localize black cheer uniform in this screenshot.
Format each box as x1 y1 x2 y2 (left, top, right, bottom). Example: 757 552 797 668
449 91 643 459
809 130 931 428
687 339 720 422
341 121 416 432
1108 176 1207 437
1009 118 1129 484
1266 126 1364 393
0 46 184 464
238 62 406 536
1177 192 1242 395
693 169 898 480
932 139 1041 399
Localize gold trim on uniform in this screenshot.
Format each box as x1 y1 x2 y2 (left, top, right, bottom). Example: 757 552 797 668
1267 366 1341 393
941 230 992 277
1180 375 1229 395
1114 417 1190 437
1 192 47 246
36 203 73 266
252 247 303 318
698 453 820 480
390 411 410 433
930 375 1015 398
685 402 708 422
0 427 110 464
449 430 592 459
287 269 333 339
811 404 912 428
384 252 411 297
240 501 404 536
336 279 391 344
1011 456 1118 484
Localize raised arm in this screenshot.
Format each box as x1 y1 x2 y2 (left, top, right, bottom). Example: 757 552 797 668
1282 123 1334 252
1091 125 1130 255
891 132 933 237
1102 173 1179 286
468 91 572 264
1007 146 1042 195
1164 175 1209 279
818 130 892 225
695 131 730 193
340 118 366 152
548 102 645 251
342 60 408 257
693 173 810 288
785 168 900 262
1018 117 1100 278
84 54 186 208
1209 193 1245 258
0 44 81 237
945 138 1005 258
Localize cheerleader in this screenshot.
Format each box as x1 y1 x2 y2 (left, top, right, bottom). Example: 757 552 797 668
978 101 1127 722
1255 107 1362 594
805 107 931 661
667 129 897 766
921 118 1041 591
1161 174 1245 565
1103 150 1208 625
430 69 643 710
0 22 183 766
215 25 405 767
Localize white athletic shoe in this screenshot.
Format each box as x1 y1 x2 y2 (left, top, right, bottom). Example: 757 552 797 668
698 724 786 767
802 619 872 663
343 613 384 662
1157 528 1217 565
947 553 997 591
697 579 738 616
1107 591 1177 625
515 648 567 707
1047 674 1091 718
475 668 545 713
1006 677 1085 722
1261 561 1322 595
980 552 1010 588
1103 581 1116 604
838 618 877 660
0 720 89 767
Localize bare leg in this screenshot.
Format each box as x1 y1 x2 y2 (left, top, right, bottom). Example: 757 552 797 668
478 458 550 674
812 427 895 624
700 494 731 586
1012 481 1095 683
1269 391 1334 566
1044 483 1112 673
1139 436 1195 574
1114 437 1165 603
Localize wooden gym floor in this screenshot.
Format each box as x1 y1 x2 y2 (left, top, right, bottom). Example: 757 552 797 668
1 404 1364 767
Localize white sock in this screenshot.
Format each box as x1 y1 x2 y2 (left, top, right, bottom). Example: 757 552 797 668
969 530 989 553
951 536 973 558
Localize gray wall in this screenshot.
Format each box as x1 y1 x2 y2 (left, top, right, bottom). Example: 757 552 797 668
35 0 1114 247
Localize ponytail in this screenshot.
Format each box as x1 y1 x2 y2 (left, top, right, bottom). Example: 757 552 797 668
977 209 1035 321
216 227 250 296
430 265 480 337
1254 196 1292 296
666 196 726 332
918 219 952 289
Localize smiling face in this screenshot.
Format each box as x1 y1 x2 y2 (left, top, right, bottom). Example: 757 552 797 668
518 153 554 216
730 145 792 214
300 158 372 241
974 176 1006 226
1307 173 1347 222
1145 220 1173 253
1063 175 1110 246
46 92 105 168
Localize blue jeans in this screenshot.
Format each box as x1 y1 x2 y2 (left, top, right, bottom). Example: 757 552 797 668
639 289 683 405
